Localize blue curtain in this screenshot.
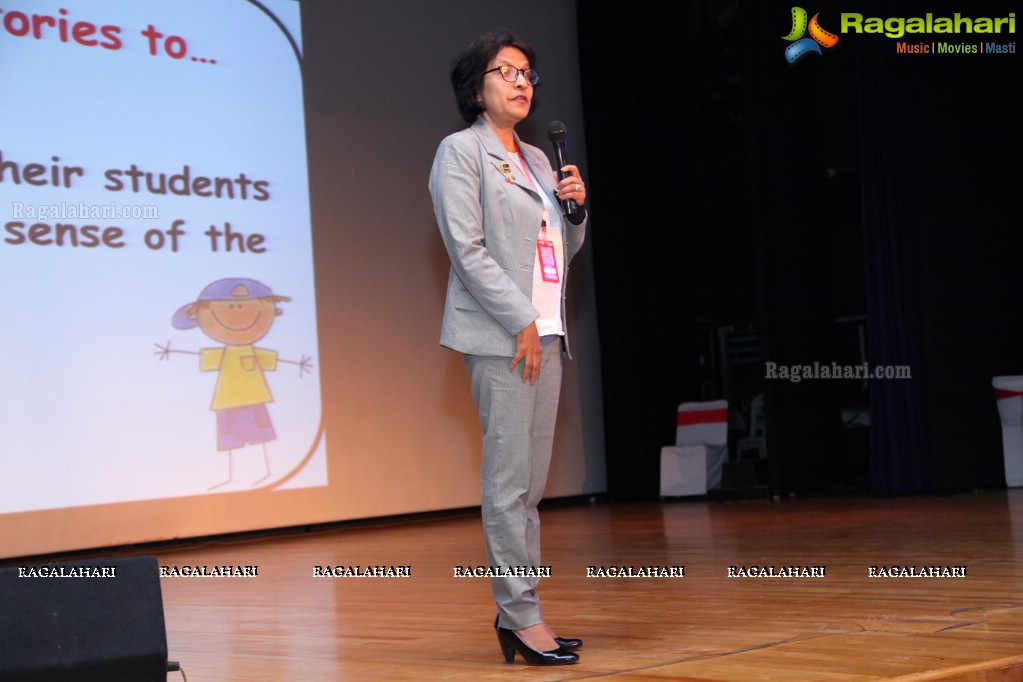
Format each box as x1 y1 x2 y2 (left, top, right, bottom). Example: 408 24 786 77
855 40 930 494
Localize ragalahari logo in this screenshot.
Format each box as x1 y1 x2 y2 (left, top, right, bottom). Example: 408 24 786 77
783 7 839 63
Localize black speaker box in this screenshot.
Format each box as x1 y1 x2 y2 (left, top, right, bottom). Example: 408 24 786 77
0 555 168 681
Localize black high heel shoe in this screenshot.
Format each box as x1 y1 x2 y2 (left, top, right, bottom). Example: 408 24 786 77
495 626 579 665
493 614 583 651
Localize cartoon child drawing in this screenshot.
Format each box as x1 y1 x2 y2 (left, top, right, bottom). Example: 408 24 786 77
157 278 311 490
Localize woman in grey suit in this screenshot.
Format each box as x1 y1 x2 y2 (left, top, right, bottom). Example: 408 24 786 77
429 31 588 666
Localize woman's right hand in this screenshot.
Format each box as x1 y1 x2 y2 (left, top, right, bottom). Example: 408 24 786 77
510 322 542 385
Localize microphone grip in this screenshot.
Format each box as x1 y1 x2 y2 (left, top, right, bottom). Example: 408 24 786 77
552 142 579 216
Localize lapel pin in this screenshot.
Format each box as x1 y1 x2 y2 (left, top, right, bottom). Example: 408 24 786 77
500 162 516 183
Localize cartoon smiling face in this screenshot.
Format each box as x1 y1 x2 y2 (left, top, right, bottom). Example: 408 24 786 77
190 284 281 345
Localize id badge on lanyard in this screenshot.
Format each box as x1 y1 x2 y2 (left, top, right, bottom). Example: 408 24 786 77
537 219 560 283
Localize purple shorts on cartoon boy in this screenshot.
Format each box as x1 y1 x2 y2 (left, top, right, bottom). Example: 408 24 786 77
216 404 277 450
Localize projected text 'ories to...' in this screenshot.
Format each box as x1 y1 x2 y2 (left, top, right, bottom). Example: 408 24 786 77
0 6 218 63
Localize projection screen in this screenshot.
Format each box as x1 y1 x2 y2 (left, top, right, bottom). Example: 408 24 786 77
0 0 605 559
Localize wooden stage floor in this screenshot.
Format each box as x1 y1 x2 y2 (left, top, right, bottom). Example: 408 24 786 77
153 490 1023 681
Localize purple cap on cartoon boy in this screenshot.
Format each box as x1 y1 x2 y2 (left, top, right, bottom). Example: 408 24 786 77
172 278 291 330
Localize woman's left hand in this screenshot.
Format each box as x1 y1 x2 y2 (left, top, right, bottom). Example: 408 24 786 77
555 165 586 206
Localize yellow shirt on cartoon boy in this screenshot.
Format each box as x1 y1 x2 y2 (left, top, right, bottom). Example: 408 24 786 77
200 345 278 410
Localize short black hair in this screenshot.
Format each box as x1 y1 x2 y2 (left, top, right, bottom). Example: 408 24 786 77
450 31 538 124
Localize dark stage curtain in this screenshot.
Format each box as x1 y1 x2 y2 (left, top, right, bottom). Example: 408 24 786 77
854 0 1021 493
855 40 930 494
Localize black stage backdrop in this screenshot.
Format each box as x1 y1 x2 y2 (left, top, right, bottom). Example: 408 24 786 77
578 0 1021 498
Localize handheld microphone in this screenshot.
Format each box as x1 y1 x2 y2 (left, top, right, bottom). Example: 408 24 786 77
546 120 580 217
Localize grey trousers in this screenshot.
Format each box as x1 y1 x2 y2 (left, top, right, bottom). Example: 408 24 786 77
465 335 562 631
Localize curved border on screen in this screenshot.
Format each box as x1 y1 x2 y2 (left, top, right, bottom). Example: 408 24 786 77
262 420 325 491
245 0 302 64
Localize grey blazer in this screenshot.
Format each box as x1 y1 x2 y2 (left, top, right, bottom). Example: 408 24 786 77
430 117 586 358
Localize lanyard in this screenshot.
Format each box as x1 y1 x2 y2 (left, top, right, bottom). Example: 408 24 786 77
509 151 537 191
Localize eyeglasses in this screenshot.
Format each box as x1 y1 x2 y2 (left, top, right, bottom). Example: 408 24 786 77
482 65 540 86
